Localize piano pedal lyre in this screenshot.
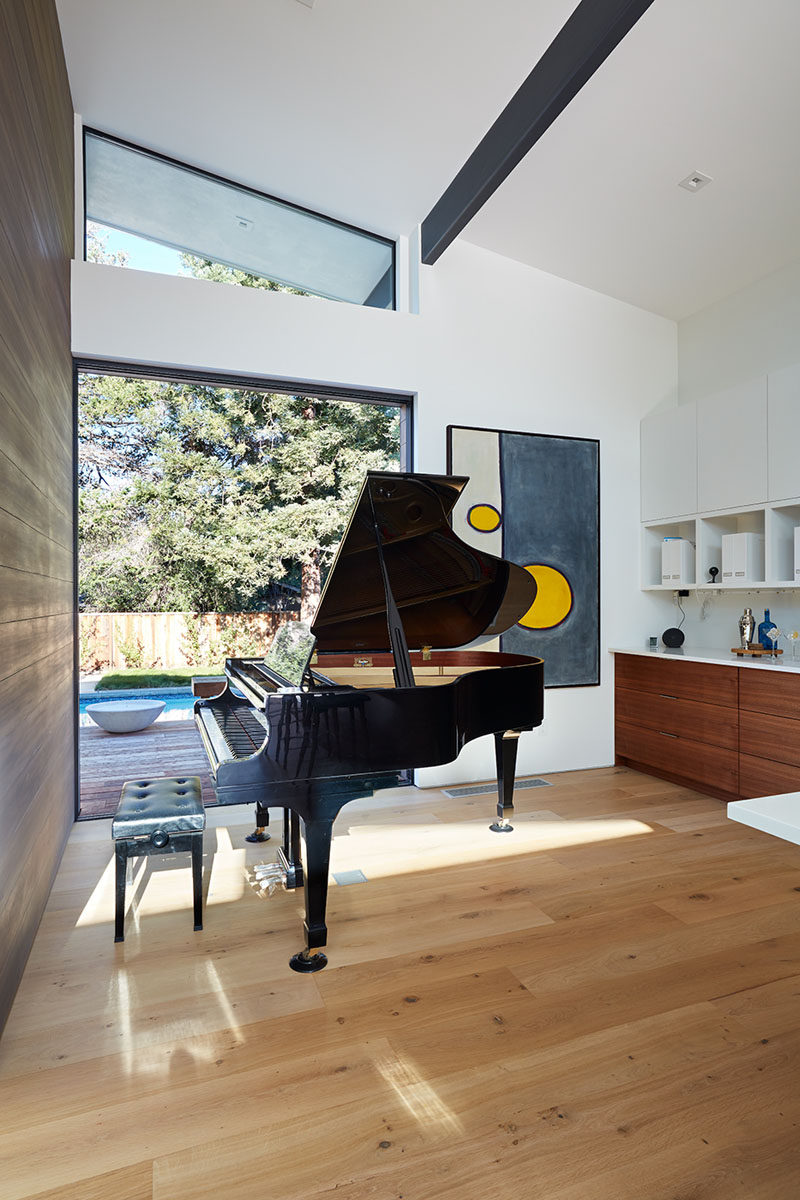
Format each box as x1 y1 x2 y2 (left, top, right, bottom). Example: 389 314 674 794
252 862 286 896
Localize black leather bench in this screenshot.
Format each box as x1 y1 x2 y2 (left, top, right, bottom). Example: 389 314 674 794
111 776 205 942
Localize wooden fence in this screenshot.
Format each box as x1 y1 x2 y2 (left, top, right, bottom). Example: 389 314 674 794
79 611 293 672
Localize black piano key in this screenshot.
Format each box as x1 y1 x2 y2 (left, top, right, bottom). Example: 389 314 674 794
205 700 268 759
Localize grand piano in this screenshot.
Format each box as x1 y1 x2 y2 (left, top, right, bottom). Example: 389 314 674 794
194 471 544 971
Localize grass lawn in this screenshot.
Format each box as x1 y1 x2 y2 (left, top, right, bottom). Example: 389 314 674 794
96 667 223 690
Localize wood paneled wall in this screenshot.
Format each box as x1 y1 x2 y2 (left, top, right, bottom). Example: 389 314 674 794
0 1 74 1034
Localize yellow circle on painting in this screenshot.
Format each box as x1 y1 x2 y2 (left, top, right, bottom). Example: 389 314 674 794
467 503 501 533
518 564 573 629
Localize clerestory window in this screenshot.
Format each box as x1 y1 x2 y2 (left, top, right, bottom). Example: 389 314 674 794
83 129 396 309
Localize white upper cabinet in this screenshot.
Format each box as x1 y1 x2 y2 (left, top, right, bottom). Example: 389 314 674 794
640 403 697 521
697 379 767 512
768 363 800 502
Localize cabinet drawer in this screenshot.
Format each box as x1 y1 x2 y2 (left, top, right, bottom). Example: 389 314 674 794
740 709 800 768
616 721 739 796
616 687 737 749
614 654 737 708
739 752 800 799
739 668 800 719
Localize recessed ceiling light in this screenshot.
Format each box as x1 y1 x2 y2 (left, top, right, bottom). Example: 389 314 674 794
679 171 713 193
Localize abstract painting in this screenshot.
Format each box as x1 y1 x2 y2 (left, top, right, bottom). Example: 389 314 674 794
447 425 600 687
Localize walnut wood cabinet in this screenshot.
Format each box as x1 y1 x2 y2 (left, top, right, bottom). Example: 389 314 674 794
615 653 800 801
615 655 739 800
739 669 800 797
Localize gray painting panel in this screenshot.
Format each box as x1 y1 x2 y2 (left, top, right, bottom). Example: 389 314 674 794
500 432 599 687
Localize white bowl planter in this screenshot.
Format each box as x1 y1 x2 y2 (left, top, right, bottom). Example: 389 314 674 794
86 699 166 733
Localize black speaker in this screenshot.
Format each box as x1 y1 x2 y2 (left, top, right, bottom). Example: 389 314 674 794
661 627 685 648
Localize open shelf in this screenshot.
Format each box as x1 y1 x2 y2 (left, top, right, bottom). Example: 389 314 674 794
767 502 800 583
641 519 695 588
641 500 800 592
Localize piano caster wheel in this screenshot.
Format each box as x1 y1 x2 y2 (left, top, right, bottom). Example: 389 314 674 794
245 829 271 844
289 949 328 973
489 820 514 833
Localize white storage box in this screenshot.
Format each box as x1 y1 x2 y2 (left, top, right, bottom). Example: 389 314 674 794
721 531 764 583
661 537 694 585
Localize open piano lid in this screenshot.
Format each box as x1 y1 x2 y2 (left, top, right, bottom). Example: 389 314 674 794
310 471 535 654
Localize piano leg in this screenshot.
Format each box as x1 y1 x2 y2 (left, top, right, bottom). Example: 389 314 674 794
490 730 520 832
245 801 271 843
289 816 335 973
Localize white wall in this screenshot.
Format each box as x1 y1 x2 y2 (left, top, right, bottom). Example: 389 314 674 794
643 255 800 653
72 241 677 784
679 257 800 405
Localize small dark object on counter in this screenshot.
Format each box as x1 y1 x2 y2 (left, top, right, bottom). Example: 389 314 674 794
662 627 685 648
708 567 719 583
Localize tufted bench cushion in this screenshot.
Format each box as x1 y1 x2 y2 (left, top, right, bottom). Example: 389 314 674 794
112 776 205 839
112 775 205 941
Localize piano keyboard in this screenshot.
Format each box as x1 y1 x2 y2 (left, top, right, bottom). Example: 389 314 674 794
203 700 268 760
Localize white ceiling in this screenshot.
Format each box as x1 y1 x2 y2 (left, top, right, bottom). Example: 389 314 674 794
56 0 800 321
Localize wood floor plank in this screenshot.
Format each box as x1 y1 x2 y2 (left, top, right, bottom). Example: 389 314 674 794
3 765 800 1199
711 972 800 1039
20 1161 154 1200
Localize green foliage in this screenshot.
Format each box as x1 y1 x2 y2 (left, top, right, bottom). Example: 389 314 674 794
86 222 129 269
97 668 221 690
79 624 102 673
79 229 402 614
78 370 402 613
181 613 205 667
179 253 309 296
115 625 145 668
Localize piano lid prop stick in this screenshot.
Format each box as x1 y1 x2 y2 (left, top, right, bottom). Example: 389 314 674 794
368 482 415 690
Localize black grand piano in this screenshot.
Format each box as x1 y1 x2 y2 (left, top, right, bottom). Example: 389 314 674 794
194 471 544 971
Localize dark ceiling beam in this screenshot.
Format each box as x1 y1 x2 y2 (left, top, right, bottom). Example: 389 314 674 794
420 0 657 265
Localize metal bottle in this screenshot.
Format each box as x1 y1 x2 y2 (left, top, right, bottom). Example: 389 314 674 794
739 606 755 649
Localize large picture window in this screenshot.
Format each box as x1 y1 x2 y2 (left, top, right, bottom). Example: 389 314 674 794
76 363 411 618
83 129 396 308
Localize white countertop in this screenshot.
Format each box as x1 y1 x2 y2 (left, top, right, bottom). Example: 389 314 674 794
609 645 800 674
728 794 800 848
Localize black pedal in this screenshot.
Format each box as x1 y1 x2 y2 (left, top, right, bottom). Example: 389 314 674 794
278 845 303 890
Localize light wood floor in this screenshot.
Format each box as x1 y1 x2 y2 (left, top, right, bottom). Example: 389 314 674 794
2 765 800 1199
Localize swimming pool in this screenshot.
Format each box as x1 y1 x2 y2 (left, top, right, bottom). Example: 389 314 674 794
79 690 195 728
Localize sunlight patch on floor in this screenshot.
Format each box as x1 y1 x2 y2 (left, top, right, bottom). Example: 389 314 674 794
76 838 248 927
75 855 116 927
330 817 654 881
375 1052 464 1137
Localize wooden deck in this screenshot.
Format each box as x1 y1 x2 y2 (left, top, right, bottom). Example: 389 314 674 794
79 719 217 819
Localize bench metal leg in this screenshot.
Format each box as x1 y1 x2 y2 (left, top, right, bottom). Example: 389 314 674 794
191 832 203 931
114 840 128 942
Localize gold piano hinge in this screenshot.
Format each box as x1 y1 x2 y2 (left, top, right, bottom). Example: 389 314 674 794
421 645 432 661
353 656 373 668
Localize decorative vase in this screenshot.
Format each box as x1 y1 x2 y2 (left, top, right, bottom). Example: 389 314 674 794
739 607 755 648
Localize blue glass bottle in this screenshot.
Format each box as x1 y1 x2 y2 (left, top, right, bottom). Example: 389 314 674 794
758 608 777 650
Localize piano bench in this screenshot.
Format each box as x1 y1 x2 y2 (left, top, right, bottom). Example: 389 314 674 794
111 776 205 943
